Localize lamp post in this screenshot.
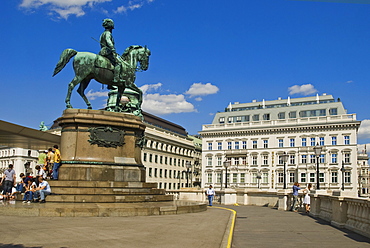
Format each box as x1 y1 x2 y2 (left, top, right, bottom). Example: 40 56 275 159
281 152 289 189
185 161 191 187
223 160 231 189
340 161 345 191
313 144 323 190
257 171 262 189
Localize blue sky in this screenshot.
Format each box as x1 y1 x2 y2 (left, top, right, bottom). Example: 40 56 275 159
2 0 370 143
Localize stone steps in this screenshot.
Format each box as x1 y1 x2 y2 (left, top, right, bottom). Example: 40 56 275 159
51 187 165 195
49 180 158 189
47 194 173 203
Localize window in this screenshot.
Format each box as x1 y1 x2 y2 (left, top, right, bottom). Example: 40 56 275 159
242 141 247 149
253 140 257 149
344 153 350 163
242 157 247 165
228 142 232 150
149 154 153 162
310 138 316 146
155 155 158 163
217 157 222 166
301 138 307 147
169 170 172 178
329 108 338 115
289 172 295 183
263 155 268 165
165 157 168 165
244 115 250 122
235 141 239 150
263 114 270 120
290 138 295 147
252 155 257 165
331 153 337 164
262 172 268 183
207 173 212 183
159 169 163 178
278 173 284 183
263 140 268 148
233 173 238 183
278 112 285 119
154 168 158 177
240 173 245 183
344 136 350 145
319 137 324 146
319 173 324 183
289 155 295 165
331 172 338 183
310 155 316 164
208 142 213 150
207 157 212 166
310 173 315 183
236 116 242 122
301 173 306 183
320 154 325 163
148 168 152 177
279 139 283 148
301 155 307 164
218 142 222 150
252 114 259 121
344 171 351 183
228 117 233 123
219 117 225 124
143 153 147 162
234 157 240 165
169 158 172 165
332 136 337 145
289 111 296 119
160 156 163 164
217 173 221 183
174 158 176 166
164 169 167 178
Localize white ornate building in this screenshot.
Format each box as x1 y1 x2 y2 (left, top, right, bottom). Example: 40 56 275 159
200 94 361 192
0 147 38 177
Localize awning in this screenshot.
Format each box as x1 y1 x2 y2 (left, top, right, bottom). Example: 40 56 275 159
0 120 60 150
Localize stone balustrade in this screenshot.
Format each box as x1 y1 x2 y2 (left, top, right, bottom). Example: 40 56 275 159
167 188 370 239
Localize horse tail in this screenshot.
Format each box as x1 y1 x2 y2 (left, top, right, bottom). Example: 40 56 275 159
52 49 78 77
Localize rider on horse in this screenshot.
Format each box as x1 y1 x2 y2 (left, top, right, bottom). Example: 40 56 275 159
99 19 124 84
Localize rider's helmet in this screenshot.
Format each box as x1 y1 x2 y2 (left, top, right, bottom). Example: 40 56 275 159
102 19 114 29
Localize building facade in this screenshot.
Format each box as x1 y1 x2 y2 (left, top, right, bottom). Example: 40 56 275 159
200 94 361 192
0 147 38 177
141 112 200 189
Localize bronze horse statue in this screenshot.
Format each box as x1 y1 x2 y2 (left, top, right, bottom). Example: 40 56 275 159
52 45 150 111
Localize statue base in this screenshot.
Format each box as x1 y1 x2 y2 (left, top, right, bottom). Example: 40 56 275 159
57 109 146 182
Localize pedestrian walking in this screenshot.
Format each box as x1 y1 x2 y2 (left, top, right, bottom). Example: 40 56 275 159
290 182 301 212
206 185 216 206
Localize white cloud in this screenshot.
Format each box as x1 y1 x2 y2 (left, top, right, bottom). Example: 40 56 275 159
142 93 196 115
288 84 317 96
195 97 202 101
115 0 154 14
185 82 219 98
19 0 153 19
140 82 162 94
358 119 370 140
86 89 108 100
346 80 354 84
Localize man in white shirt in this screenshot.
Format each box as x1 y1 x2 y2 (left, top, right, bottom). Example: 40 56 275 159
33 177 51 203
206 185 216 206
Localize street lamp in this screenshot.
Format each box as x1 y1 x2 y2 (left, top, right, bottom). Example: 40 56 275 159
340 161 345 191
313 144 323 190
223 160 231 188
256 171 262 189
281 152 289 189
185 161 192 187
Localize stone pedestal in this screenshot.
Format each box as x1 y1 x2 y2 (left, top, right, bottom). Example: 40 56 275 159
57 109 146 182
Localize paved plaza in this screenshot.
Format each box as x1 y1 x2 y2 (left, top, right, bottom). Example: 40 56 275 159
1 205 370 248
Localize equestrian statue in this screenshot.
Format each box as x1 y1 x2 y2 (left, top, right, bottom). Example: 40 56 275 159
52 19 150 117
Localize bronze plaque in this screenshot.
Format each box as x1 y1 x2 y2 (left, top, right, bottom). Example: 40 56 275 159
88 126 125 148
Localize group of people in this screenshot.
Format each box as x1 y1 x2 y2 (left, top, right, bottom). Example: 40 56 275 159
37 145 62 181
0 145 61 203
291 182 312 213
205 183 313 212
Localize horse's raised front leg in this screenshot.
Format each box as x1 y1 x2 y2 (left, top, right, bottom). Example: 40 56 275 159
77 79 92 109
65 76 82 109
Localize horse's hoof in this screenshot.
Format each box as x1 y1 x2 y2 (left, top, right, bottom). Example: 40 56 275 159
66 105 73 109
88 106 92 109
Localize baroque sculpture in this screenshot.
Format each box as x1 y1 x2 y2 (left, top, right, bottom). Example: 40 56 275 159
52 19 150 118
